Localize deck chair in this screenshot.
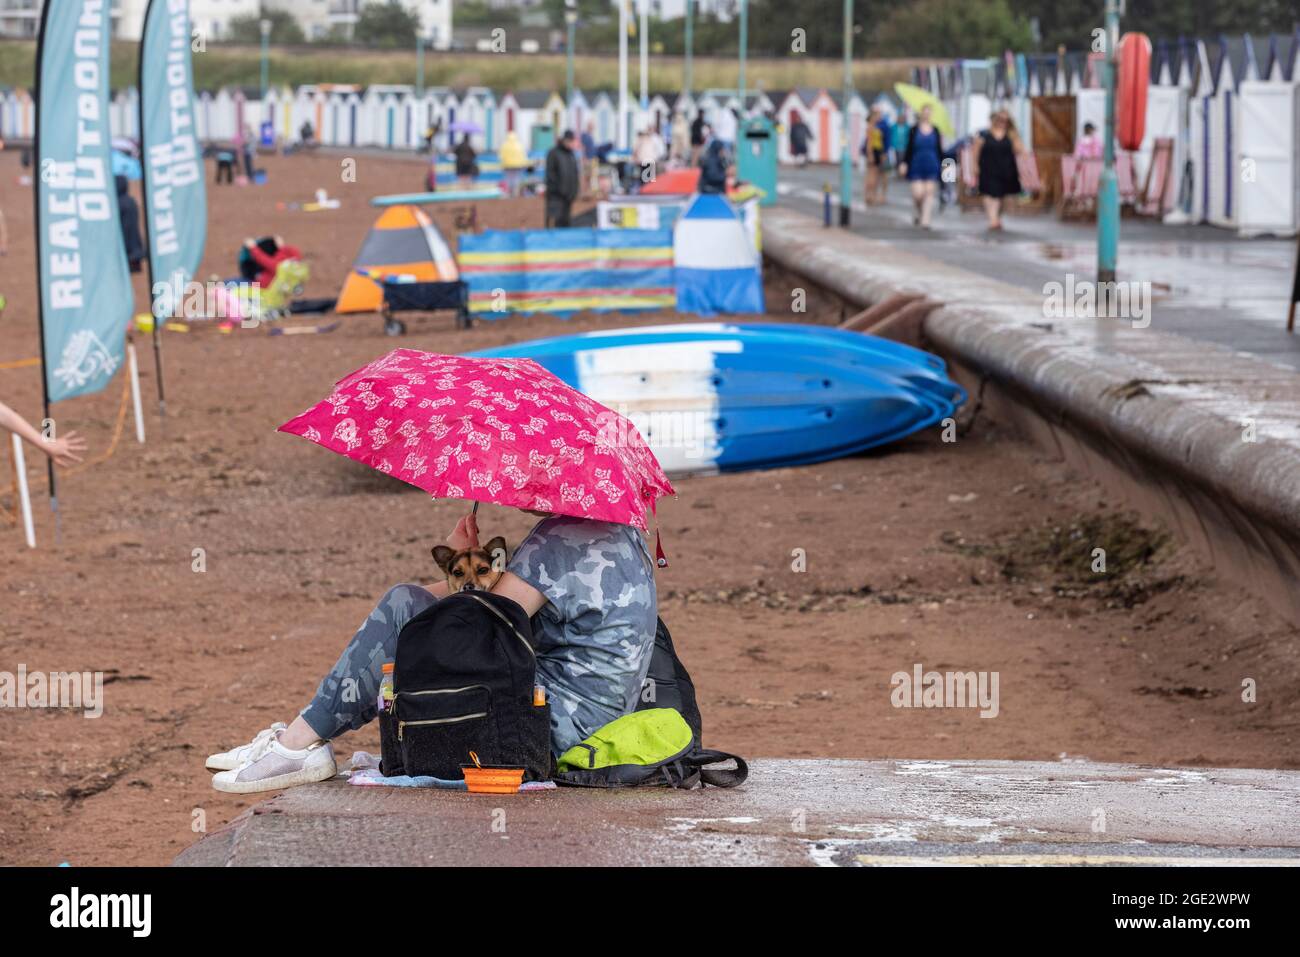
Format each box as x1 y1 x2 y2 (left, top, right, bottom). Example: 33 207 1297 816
1016 152 1042 194
1116 152 1138 204
1059 156 1101 219
1136 138 1174 217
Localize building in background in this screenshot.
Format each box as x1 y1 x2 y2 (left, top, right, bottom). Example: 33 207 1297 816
0 0 450 45
0 0 39 38
265 0 332 41
114 0 261 41
324 0 453 48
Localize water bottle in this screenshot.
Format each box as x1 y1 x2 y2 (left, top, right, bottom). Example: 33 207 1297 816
378 662 395 714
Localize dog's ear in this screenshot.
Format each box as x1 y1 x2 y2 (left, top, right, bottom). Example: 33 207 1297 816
431 545 457 571
484 536 508 572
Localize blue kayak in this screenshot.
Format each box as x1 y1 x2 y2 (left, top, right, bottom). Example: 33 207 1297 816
468 323 966 476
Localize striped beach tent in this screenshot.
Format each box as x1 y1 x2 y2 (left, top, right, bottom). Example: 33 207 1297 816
336 205 459 314
458 228 675 316
673 194 765 316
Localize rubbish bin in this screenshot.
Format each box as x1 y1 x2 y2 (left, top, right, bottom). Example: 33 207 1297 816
530 124 555 155
736 116 778 207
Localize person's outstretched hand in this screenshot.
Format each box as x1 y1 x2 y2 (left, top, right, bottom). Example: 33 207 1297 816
446 511 480 552
43 430 86 468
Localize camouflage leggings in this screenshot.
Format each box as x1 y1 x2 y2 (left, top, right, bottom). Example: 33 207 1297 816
299 584 436 741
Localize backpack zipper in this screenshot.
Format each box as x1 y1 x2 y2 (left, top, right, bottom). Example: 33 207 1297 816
391 685 488 721
460 592 535 658
397 711 488 741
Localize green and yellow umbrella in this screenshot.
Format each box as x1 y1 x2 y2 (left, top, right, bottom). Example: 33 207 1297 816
893 83 956 140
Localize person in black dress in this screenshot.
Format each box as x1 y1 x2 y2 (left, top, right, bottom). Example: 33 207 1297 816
974 110 1023 231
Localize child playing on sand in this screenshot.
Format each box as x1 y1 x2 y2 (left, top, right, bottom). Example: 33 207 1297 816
241 236 302 289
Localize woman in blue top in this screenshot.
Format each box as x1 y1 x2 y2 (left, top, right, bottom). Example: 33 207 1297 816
899 105 944 229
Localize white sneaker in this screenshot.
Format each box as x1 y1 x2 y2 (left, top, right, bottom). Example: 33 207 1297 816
211 734 337 794
205 722 288 771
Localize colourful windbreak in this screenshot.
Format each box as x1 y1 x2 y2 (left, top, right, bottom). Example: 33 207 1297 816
459 227 675 316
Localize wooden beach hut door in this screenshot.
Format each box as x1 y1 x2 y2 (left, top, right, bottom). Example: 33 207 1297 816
1031 95 1076 206
1236 82 1299 235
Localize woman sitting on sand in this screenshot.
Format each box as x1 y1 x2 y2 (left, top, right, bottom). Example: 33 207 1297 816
208 509 659 793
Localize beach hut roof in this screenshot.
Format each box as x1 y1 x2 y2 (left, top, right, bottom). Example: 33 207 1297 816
515 90 552 109
822 90 864 109
1151 39 1176 83
1204 36 1231 93
1265 29 1299 81
764 89 793 109
1223 34 1261 86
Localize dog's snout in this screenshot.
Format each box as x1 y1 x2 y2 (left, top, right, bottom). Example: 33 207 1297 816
459 582 478 592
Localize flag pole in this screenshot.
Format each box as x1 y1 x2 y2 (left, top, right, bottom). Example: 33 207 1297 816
138 0 168 420
618 1 629 150
11 434 36 549
32 0 58 528
128 339 146 443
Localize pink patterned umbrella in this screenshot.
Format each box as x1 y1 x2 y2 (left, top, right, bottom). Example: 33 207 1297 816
279 349 675 531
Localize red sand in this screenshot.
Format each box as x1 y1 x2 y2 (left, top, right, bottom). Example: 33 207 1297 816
0 151 1296 866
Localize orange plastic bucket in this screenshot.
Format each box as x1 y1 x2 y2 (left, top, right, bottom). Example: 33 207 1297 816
461 764 525 794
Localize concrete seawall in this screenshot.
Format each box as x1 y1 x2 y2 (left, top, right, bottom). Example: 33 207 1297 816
763 208 1300 624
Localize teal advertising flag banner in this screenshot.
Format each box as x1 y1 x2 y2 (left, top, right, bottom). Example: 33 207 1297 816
35 0 134 404
139 0 206 317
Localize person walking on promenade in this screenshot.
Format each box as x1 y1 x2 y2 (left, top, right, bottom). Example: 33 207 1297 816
862 106 892 205
899 105 943 228
788 110 813 166
974 109 1024 231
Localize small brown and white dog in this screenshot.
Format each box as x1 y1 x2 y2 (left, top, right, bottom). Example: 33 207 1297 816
432 537 508 592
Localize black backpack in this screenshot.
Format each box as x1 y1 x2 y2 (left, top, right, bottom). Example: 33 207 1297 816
378 591 553 781
548 617 747 790
379 597 743 788
636 617 702 741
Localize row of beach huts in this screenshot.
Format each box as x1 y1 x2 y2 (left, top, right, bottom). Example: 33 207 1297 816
2 30 1298 235
0 82 886 167
910 32 1300 236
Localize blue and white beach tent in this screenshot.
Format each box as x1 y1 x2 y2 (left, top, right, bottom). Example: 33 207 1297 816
672 194 765 316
